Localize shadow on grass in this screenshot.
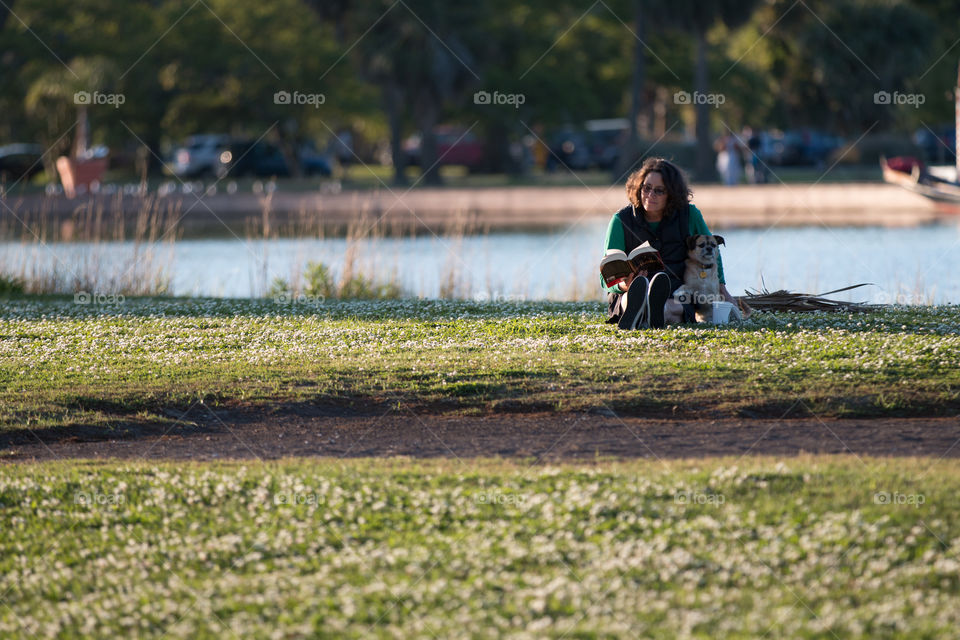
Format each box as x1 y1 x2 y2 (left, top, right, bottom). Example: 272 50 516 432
0 396 401 451
0 408 212 450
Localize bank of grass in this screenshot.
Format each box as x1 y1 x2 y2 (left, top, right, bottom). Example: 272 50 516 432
1 456 958 638
1 296 959 432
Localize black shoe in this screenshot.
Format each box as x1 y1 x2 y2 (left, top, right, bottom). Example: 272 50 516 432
646 272 671 329
617 276 648 330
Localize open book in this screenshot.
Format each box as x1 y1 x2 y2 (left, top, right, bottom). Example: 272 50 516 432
600 242 663 288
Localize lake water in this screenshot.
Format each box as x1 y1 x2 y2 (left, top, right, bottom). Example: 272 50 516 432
4 220 960 304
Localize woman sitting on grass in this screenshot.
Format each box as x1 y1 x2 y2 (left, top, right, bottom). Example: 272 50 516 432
604 157 737 329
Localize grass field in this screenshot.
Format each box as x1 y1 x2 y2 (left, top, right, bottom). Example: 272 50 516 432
1 457 957 638
3 298 959 637
1 297 959 434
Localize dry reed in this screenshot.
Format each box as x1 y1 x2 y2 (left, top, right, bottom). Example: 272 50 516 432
0 193 180 295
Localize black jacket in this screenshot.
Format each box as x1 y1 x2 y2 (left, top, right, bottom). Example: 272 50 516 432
616 203 690 292
605 204 691 323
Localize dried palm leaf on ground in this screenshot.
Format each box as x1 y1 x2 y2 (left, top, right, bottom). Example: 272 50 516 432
742 283 877 313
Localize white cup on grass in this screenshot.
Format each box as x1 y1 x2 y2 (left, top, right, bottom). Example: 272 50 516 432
711 301 736 324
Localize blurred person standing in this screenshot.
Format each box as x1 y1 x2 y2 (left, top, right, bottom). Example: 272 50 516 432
714 134 741 185
743 126 768 184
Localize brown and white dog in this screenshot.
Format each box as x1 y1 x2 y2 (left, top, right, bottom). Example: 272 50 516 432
674 234 736 322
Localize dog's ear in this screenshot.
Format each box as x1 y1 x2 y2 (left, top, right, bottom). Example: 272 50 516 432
686 235 700 251
713 235 725 246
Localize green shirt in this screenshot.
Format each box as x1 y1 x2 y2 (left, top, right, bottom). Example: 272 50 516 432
602 203 725 293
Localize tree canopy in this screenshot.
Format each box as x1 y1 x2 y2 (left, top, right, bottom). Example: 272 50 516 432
1 0 956 180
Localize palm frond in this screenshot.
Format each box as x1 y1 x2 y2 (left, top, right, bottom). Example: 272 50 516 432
742 283 877 313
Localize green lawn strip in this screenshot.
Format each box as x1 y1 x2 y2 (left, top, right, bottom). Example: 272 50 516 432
1 297 959 431
0 456 957 638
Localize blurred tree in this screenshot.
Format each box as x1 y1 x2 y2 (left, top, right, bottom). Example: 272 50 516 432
2 0 958 186
0 0 28 144
908 0 960 132
0 1 11 30
473 0 654 175
14 0 154 171
25 57 117 172
399 1 480 185
772 0 933 134
612 0 646 180
467 0 597 174
9 0 368 178
709 9 780 132
146 0 368 176
309 0 482 185
661 0 762 181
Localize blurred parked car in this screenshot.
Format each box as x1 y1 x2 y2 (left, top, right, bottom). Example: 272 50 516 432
913 125 956 164
298 141 334 176
403 125 486 171
766 129 844 166
546 127 591 171
169 134 232 178
585 118 629 170
0 143 45 182
215 140 332 178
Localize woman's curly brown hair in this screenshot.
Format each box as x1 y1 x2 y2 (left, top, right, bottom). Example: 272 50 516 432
625 157 693 218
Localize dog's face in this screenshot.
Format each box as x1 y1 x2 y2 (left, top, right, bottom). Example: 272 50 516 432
686 234 724 266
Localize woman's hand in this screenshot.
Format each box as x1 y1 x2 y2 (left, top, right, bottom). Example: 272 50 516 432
619 273 634 291
719 283 736 305
619 270 648 292
720 283 753 318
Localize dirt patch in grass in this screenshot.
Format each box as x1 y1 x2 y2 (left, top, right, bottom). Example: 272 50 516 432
2 402 958 462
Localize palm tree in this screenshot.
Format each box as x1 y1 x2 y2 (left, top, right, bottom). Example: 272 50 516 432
25 57 116 190
26 57 116 163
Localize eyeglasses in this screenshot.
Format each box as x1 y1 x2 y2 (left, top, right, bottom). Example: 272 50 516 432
641 184 667 197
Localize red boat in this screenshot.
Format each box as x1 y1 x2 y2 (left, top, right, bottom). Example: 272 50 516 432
881 60 960 214
881 156 960 214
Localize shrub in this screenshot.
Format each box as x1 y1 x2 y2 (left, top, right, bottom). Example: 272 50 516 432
270 261 405 300
0 273 25 295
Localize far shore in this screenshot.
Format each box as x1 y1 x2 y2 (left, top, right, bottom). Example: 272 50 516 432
0 182 949 238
